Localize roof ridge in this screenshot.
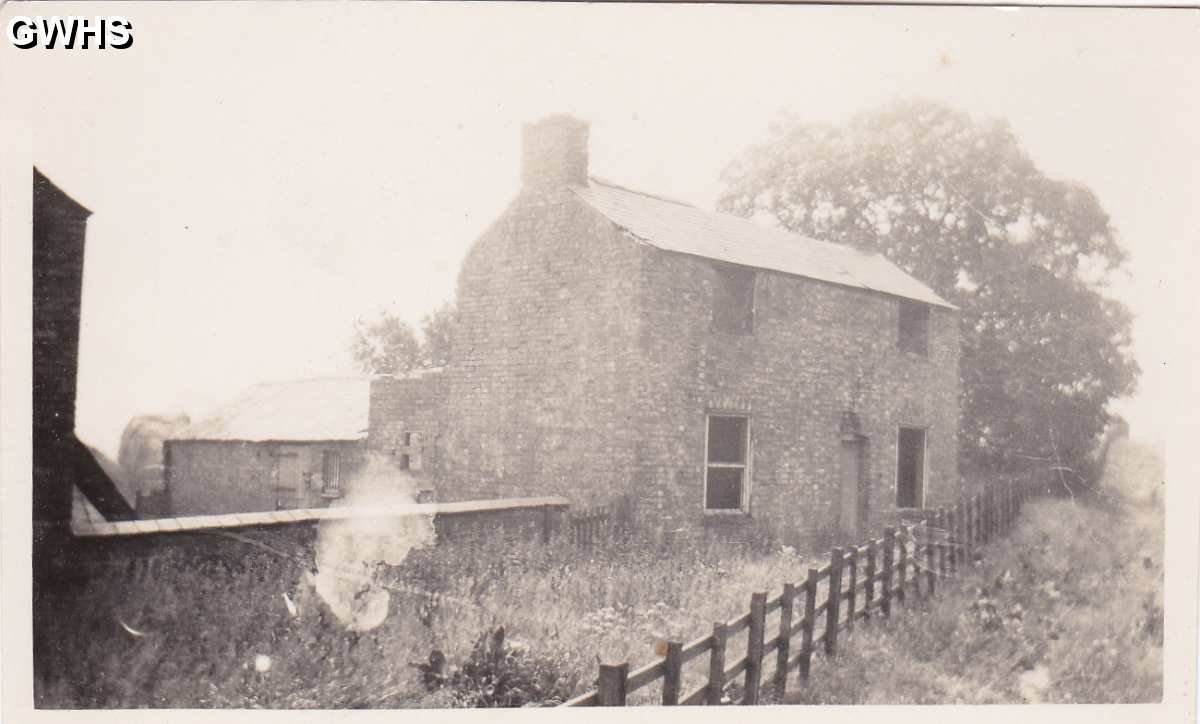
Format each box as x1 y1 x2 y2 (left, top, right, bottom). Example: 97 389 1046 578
585 176 696 208
575 176 955 309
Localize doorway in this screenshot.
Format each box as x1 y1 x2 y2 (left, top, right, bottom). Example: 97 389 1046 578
896 427 926 509
839 438 865 536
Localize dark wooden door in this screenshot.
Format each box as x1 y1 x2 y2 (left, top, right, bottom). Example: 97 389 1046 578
897 427 926 508
839 439 864 536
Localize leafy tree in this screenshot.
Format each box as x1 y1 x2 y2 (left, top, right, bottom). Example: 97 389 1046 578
419 302 456 369
350 302 457 375
350 313 421 375
718 99 1138 475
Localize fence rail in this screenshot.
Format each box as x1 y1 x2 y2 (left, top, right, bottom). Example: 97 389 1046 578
566 497 634 547
563 478 1037 706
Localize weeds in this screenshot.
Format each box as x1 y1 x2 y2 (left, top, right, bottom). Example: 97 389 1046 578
777 490 1163 705
35 524 824 707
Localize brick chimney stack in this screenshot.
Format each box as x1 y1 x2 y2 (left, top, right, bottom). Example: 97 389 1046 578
521 114 589 189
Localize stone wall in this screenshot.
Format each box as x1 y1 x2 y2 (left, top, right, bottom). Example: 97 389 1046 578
438 181 646 504
368 369 447 481
631 249 960 540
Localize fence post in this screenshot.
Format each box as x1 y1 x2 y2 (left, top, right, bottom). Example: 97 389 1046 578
881 528 895 618
707 622 727 705
964 499 974 554
966 497 976 558
978 493 986 545
798 568 817 683
897 528 909 604
662 641 683 706
999 484 1007 532
774 582 796 698
989 489 996 541
925 516 937 596
864 540 877 622
994 487 1002 536
990 487 998 539
598 663 629 706
937 509 949 581
845 548 858 635
977 494 984 546
744 595 763 701
744 591 767 704
1009 480 1017 529
998 487 1008 533
957 502 966 571
945 506 955 577
825 548 843 656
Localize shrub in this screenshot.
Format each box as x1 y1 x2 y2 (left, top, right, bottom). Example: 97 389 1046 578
426 626 573 707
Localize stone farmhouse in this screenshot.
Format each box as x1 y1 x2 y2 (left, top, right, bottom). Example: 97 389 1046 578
370 115 961 539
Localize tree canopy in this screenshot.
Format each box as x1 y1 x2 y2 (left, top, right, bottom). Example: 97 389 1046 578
350 302 456 375
718 99 1138 475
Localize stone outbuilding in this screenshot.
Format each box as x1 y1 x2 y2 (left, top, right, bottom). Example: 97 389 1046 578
164 378 379 514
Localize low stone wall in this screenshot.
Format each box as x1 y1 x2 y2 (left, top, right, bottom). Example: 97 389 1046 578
56 497 569 582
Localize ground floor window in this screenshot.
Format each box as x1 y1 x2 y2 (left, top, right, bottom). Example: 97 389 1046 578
322 449 341 493
896 426 926 508
705 414 749 511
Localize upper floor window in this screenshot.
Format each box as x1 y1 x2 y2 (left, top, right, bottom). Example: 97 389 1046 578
712 264 755 335
897 301 929 356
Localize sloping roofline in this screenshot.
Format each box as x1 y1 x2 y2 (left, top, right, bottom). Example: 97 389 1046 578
171 377 370 443
572 177 956 310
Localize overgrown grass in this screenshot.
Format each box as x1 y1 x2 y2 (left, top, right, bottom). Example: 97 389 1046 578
34 526 825 708
37 485 1162 708
775 491 1163 704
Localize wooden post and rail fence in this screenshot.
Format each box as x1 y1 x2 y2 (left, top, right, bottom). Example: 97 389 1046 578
563 477 1039 707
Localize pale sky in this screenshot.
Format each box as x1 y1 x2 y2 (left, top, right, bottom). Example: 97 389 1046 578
4 3 1197 458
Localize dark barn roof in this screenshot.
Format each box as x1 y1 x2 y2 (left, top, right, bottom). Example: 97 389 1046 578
574 177 954 309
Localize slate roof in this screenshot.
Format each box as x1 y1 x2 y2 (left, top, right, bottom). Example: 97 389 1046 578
573 178 954 309
172 378 370 442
